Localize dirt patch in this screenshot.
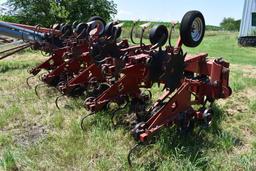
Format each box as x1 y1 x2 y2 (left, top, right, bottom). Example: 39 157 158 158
233 127 254 155
0 116 49 147
218 94 249 116
217 83 256 155
243 88 256 99
232 64 256 79
217 86 256 116
13 124 48 147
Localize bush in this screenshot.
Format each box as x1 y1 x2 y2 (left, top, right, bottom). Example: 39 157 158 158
220 17 241 31
0 15 21 23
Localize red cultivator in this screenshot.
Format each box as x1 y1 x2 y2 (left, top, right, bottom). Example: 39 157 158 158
79 11 231 165
26 17 107 89
126 12 232 165
0 10 232 167
53 22 154 108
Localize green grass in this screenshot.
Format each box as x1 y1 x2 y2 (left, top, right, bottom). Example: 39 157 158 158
0 149 18 171
0 105 22 128
0 31 256 170
183 32 256 66
123 28 256 66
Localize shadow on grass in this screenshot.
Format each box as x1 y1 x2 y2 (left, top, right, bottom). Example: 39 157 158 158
78 102 243 170
128 104 243 170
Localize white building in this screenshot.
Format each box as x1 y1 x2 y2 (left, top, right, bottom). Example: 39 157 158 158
238 0 256 46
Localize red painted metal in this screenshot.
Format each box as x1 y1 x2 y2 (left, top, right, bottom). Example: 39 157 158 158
60 44 151 96
85 61 151 111
29 47 69 75
41 45 90 85
60 64 106 95
5 22 61 35
136 53 232 142
0 43 31 60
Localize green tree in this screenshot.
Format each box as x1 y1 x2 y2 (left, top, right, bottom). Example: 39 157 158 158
220 17 241 31
5 0 117 27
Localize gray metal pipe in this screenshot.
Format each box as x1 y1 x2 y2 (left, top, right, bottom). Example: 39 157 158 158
0 21 46 42
0 21 46 37
0 27 44 42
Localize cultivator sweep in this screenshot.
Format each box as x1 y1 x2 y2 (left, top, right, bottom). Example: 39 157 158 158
0 10 232 166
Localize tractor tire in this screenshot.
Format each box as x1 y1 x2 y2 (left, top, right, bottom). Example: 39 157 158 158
180 10 205 47
238 36 256 47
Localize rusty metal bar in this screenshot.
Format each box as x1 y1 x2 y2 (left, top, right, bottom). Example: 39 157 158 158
0 43 31 60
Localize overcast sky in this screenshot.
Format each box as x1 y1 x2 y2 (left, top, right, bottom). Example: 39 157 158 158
0 0 245 26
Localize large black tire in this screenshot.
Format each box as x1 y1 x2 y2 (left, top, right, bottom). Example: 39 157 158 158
238 36 256 47
180 11 205 47
149 25 168 47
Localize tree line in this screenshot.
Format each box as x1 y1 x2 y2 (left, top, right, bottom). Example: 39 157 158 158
0 0 117 27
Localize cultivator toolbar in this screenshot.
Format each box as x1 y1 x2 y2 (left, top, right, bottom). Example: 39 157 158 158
0 10 232 166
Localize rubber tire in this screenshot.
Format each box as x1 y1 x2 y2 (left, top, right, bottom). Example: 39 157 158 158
88 16 106 26
60 23 66 30
72 21 79 29
75 22 88 34
104 22 114 37
180 10 205 47
113 26 122 39
105 22 122 38
88 16 106 36
52 23 61 30
61 24 73 37
149 25 168 47
238 36 256 47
